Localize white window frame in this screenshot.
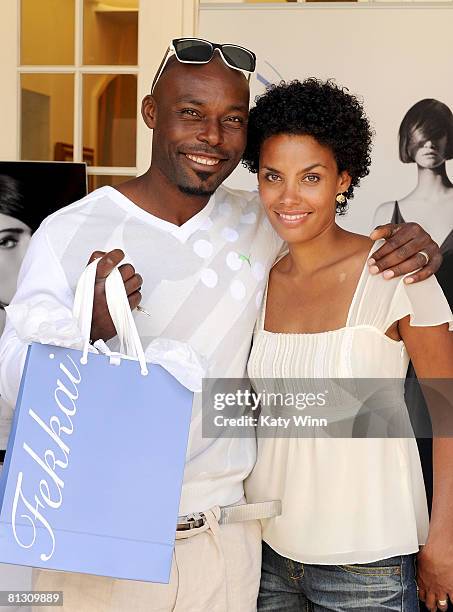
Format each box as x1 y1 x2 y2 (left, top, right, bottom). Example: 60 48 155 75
18 0 139 181
0 0 200 177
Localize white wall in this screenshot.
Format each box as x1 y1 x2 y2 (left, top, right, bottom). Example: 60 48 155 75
0 1 19 161
137 0 200 173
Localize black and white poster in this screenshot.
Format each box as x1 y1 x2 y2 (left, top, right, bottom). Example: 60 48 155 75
0 161 87 336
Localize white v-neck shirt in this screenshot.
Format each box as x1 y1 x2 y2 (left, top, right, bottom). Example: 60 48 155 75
0 185 283 513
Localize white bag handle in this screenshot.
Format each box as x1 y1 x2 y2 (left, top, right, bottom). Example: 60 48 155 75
73 258 148 375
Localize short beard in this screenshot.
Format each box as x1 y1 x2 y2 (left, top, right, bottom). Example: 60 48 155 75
177 183 215 197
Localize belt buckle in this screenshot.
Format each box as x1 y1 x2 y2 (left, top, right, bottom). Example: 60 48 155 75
176 512 206 531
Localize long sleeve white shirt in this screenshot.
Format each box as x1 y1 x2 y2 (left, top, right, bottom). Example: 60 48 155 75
0 185 282 513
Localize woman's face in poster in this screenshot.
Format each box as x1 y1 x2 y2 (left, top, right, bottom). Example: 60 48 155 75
409 128 449 169
0 212 32 306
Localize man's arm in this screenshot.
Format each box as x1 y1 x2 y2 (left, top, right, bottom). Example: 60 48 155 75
369 223 443 283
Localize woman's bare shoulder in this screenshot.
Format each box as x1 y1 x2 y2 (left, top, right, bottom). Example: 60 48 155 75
343 232 374 255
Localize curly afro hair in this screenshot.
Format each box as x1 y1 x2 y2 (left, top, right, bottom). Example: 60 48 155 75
242 78 374 214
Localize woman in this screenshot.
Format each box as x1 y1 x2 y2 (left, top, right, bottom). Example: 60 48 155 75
0 174 32 451
243 80 453 611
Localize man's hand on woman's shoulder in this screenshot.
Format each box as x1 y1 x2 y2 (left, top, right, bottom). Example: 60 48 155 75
369 222 442 283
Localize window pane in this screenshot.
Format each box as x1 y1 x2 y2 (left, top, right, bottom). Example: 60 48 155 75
21 0 75 65
83 74 137 167
21 74 74 161
88 175 133 192
83 0 138 65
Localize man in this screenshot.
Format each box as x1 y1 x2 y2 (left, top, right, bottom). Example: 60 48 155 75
0 41 441 612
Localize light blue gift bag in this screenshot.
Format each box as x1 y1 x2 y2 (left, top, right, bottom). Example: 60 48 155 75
0 260 193 583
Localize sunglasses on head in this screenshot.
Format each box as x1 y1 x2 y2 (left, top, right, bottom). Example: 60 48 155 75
151 38 256 94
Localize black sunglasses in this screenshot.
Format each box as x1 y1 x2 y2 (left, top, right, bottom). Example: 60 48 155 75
151 38 256 93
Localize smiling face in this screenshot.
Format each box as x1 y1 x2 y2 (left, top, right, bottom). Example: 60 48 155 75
0 212 32 306
258 134 351 244
143 55 250 198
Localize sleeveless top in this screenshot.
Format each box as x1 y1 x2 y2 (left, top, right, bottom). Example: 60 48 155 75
245 239 453 564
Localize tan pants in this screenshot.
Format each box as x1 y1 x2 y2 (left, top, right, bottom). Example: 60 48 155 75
32 507 262 612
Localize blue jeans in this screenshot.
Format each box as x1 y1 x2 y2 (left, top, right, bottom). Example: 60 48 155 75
258 541 419 611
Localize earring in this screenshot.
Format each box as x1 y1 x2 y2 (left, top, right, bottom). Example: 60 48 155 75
336 193 347 205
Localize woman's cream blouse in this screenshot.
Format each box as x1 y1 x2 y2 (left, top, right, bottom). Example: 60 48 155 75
245 240 453 564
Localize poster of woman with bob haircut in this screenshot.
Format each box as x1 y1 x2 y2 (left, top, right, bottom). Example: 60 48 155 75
374 98 453 253
374 102 453 591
